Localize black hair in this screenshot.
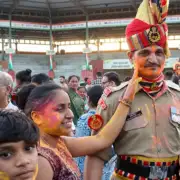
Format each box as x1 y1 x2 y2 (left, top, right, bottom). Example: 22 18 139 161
84 77 89 82
87 85 103 107
24 83 62 117
103 71 121 86
16 69 32 84
172 74 179 85
0 109 39 144
60 76 65 79
31 73 50 85
96 72 102 77
68 75 80 82
123 76 131 82
164 71 173 80
16 84 37 111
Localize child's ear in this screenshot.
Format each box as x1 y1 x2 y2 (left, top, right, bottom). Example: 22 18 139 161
31 111 42 126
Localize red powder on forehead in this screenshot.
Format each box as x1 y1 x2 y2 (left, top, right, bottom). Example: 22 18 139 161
33 98 55 113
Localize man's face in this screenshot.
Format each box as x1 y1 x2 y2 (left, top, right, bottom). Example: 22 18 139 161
0 86 9 102
60 77 65 83
131 45 165 79
101 76 110 89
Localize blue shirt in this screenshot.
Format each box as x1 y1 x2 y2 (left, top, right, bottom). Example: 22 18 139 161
75 109 116 180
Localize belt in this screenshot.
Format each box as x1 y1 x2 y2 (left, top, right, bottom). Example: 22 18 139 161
115 156 179 179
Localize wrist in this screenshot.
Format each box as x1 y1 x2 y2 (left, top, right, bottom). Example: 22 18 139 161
119 98 132 107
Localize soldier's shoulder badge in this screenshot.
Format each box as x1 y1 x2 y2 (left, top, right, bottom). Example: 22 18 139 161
98 97 107 110
103 87 112 97
88 114 104 131
103 81 129 97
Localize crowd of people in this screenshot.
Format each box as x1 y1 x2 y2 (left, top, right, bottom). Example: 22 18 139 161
0 0 180 180
0 68 130 180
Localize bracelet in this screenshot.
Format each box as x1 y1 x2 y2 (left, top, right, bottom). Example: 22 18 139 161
119 98 132 107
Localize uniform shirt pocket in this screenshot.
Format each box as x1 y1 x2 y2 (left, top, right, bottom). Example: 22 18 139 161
123 110 148 131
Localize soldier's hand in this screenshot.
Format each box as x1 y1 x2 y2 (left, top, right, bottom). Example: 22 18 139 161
122 60 142 102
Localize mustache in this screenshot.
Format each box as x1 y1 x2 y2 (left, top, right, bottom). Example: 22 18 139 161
144 61 160 68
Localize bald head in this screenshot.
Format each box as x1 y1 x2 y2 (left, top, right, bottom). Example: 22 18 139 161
0 71 13 88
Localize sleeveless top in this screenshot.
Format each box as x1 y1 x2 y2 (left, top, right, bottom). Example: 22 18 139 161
38 138 80 180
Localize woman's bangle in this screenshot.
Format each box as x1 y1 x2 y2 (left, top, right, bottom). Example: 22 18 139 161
119 98 132 107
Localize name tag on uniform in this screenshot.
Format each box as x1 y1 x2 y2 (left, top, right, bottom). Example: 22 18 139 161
126 110 142 121
171 107 180 124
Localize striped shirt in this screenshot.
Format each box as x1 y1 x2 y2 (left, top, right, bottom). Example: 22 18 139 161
92 77 102 86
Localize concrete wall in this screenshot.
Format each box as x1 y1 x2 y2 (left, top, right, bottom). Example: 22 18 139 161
0 50 179 79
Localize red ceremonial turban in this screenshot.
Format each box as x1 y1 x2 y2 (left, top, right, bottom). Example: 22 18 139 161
125 0 170 57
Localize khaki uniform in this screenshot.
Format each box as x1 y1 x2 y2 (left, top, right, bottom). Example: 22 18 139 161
92 81 180 179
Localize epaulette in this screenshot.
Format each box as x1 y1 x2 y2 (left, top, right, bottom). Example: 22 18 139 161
98 81 129 110
166 80 180 92
103 81 129 97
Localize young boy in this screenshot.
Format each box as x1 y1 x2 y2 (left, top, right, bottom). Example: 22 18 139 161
0 109 39 180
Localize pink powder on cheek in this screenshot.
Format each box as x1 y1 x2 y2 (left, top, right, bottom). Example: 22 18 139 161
37 101 62 128
48 114 62 128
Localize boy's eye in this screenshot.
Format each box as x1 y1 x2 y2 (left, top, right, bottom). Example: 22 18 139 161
0 152 12 159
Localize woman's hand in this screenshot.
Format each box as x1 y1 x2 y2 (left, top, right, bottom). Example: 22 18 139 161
62 61 142 157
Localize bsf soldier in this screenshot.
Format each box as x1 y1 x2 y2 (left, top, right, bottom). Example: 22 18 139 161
85 0 180 179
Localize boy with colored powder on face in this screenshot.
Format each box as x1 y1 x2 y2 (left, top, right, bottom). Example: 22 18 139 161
0 110 39 180
85 0 180 180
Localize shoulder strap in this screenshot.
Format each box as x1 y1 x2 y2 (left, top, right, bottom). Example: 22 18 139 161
102 81 129 98
102 81 128 98
111 81 129 93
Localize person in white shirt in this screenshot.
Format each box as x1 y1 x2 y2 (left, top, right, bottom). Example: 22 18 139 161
0 71 18 110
